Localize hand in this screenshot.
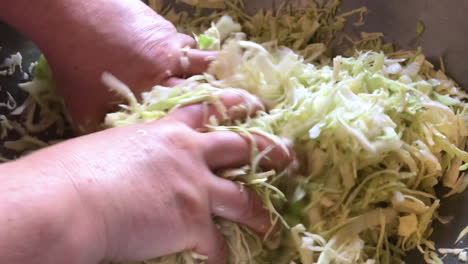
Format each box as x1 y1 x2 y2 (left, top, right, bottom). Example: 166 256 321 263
38 89 291 263
30 0 217 133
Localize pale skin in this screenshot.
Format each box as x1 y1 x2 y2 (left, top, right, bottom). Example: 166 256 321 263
0 0 292 264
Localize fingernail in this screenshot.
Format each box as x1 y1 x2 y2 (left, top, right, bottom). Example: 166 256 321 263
219 168 247 179
227 105 247 118
204 56 217 62
279 137 294 157
180 56 190 70
238 182 245 193
215 205 225 213
180 46 191 53
231 89 265 114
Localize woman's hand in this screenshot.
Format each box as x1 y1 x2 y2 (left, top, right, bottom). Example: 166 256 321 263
73 90 291 263
0 89 292 264
1 0 217 133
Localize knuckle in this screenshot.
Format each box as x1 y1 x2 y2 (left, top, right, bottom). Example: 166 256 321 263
146 121 202 152
124 122 202 159
135 32 182 82
165 126 201 152
177 33 196 47
174 184 208 224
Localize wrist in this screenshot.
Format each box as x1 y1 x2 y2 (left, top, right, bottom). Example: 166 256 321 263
0 157 106 264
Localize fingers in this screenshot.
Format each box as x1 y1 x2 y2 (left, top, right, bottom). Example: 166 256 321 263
174 33 218 76
200 130 292 171
166 88 292 170
166 88 264 129
181 49 218 76
209 178 271 234
177 33 197 48
194 221 228 264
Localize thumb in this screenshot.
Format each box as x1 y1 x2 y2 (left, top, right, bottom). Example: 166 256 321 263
178 49 218 77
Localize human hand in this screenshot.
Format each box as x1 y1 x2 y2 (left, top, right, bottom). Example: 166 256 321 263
33 0 217 133
45 89 292 263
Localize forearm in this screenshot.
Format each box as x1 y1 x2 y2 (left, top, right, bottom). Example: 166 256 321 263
0 0 99 51
0 0 171 58
0 157 104 264
0 0 179 131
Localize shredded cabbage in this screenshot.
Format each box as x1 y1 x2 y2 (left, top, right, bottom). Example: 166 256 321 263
177 0 225 9
0 52 23 76
460 251 468 262
102 9 468 264
457 226 468 244
0 55 69 161
438 248 468 262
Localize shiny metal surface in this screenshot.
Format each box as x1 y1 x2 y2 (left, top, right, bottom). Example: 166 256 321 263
1 0 467 262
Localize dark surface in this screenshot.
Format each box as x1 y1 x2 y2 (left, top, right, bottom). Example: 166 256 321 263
0 22 41 159
0 22 37 107
1 0 467 263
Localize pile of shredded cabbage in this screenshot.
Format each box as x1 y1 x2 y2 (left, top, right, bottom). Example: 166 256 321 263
102 10 468 264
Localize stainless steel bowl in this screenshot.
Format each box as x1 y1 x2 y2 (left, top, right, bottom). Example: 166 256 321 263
0 0 467 263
